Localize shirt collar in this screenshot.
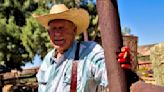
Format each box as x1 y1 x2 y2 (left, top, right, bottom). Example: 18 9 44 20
50 40 78 64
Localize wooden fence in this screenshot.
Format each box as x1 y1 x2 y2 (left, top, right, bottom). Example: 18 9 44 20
0 67 39 91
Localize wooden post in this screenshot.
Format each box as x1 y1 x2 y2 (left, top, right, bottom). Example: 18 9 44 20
96 0 127 92
0 75 4 92
83 31 88 41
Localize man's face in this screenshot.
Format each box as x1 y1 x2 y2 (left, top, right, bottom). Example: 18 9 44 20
48 19 76 52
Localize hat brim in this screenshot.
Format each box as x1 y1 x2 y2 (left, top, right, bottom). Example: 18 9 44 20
35 8 89 35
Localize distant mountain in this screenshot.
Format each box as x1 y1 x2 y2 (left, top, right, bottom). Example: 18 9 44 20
138 44 156 56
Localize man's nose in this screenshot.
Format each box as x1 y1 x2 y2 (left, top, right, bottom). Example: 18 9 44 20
54 30 62 36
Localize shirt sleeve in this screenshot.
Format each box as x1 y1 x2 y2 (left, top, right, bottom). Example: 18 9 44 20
36 50 53 92
89 43 108 87
36 55 50 83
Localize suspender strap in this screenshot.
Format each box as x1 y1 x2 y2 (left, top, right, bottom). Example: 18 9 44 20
70 42 80 92
74 41 80 60
70 61 78 92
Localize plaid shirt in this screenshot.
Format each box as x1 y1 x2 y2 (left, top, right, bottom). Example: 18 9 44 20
36 41 108 92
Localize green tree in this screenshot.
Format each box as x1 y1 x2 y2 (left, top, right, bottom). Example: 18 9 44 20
0 17 27 70
121 27 131 35
0 0 45 70
80 1 99 41
21 16 51 60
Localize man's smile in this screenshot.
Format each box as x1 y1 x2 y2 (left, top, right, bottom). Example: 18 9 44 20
54 39 65 46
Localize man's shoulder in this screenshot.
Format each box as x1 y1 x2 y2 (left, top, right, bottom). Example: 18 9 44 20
45 49 55 57
80 41 99 47
42 49 55 63
80 41 103 54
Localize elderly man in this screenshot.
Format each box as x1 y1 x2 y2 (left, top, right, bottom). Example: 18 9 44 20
35 4 133 92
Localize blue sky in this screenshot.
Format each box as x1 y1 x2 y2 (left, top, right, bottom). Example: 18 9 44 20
22 54 42 69
118 0 164 45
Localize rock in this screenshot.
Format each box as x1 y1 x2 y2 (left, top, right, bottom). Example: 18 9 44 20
150 42 164 86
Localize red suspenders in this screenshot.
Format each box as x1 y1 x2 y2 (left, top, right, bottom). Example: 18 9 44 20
70 61 78 92
70 42 80 92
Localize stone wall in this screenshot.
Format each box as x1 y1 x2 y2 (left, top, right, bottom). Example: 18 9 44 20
123 35 138 71
150 42 164 86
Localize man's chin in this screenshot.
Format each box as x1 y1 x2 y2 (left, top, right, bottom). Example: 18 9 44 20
54 45 63 49
54 45 66 52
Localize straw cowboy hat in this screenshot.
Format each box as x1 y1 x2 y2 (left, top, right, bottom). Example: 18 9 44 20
35 4 90 35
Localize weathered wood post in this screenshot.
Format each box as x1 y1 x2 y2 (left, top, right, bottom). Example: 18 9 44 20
83 31 88 41
0 75 4 92
96 0 127 92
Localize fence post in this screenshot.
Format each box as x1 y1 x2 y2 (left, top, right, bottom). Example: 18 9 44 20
0 75 4 92
96 0 127 92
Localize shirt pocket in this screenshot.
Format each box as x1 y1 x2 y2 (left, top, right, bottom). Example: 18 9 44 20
63 72 71 85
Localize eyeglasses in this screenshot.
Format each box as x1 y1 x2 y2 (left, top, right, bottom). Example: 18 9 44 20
48 26 65 32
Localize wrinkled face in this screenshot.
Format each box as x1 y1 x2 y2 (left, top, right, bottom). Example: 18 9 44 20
48 19 77 52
